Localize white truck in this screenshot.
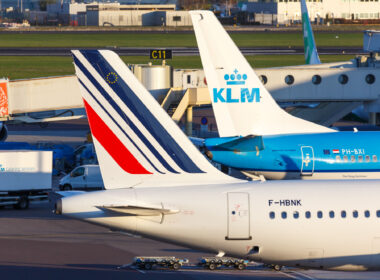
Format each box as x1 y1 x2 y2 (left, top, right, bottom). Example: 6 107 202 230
0 150 52 209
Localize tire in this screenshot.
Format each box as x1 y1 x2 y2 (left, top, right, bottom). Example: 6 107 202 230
13 195 29 210
172 263 181 270
273 264 282 271
63 184 72 191
144 263 152 270
208 263 216 270
237 263 246 270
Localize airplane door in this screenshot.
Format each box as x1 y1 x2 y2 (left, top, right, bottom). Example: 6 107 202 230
226 192 251 240
301 146 314 176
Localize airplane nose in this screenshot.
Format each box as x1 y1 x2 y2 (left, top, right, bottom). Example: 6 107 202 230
55 199 62 215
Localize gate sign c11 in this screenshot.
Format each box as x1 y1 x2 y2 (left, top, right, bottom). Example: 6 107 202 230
150 49 172 60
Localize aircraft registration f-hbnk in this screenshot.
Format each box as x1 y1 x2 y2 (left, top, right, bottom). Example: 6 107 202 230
193 10 380 180
57 44 380 271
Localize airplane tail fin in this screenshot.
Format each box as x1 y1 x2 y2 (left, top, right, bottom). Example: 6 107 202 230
72 50 240 189
190 11 332 137
301 0 321 65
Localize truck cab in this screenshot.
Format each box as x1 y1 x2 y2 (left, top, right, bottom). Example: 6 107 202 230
59 165 104 191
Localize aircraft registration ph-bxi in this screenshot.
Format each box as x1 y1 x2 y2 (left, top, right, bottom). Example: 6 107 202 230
57 45 380 271
193 11 380 180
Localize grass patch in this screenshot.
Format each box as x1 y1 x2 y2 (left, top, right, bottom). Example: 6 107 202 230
0 56 74 80
0 32 363 48
0 54 354 80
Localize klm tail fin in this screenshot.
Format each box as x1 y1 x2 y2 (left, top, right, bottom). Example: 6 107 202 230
72 50 240 189
301 0 321 65
190 11 333 137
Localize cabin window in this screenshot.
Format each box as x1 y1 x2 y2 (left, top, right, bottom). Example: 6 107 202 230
351 155 356 162
293 211 299 219
365 155 370 163
285 75 294 85
259 75 268 85
343 155 348 162
305 211 311 219
373 155 378 162
341 210 347 218
317 211 323 219
312 75 322 85
358 155 363 162
365 210 370 218
336 155 341 162
329 211 335 218
338 74 349 85
353 210 359 218
281 212 287 219
366 74 376 84
269 212 275 219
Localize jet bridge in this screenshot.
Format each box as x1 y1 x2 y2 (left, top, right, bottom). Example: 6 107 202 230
171 60 380 130
0 76 83 123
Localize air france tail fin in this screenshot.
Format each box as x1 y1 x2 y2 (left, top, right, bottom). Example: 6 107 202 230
301 0 321 65
190 11 333 137
72 50 240 189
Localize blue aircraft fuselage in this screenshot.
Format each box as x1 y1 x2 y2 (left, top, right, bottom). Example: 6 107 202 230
205 132 380 180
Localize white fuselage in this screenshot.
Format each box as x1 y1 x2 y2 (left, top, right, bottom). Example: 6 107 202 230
61 179 380 271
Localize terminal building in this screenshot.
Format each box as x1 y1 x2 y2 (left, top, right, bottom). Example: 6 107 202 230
82 3 191 27
31 1 188 26
246 0 380 24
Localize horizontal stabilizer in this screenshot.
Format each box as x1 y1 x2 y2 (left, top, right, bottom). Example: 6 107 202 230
219 135 264 152
206 135 264 152
97 204 179 216
189 136 205 148
52 191 85 199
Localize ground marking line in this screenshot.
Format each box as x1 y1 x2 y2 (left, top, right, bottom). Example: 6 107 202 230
278 271 305 280
292 271 318 280
134 268 146 274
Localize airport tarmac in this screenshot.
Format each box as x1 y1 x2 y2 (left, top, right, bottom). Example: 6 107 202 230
1 202 380 280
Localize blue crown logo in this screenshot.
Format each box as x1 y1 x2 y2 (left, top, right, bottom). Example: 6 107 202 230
224 69 247 86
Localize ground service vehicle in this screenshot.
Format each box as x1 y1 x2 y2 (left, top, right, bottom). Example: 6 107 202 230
199 257 248 270
59 164 104 191
0 150 52 209
133 256 188 270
